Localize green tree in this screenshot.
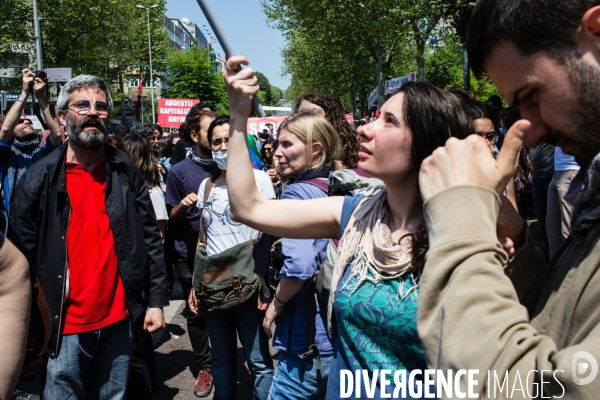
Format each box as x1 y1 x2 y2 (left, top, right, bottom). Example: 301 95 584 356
33 0 168 81
425 31 502 101
255 71 274 106
165 47 228 113
0 0 32 47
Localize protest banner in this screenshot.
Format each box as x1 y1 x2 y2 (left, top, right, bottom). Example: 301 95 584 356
157 98 200 128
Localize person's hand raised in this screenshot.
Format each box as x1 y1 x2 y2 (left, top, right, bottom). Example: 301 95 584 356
419 120 530 202
223 56 259 118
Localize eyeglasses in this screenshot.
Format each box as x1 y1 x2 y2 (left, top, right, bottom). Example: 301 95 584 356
18 119 32 126
263 147 274 152
67 100 110 115
211 138 229 147
478 132 498 144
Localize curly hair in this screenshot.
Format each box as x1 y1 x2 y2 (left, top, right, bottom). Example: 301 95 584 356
295 93 359 169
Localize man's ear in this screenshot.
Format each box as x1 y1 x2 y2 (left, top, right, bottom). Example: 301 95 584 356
578 6 600 59
190 130 199 144
57 110 67 127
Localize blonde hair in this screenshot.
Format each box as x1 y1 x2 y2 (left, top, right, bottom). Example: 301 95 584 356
279 110 344 171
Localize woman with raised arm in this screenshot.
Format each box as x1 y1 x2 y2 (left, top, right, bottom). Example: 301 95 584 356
224 56 475 399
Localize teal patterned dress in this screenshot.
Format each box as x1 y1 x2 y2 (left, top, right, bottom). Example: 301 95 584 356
325 259 427 399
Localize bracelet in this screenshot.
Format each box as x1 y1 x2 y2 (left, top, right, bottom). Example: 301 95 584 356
15 99 25 104
274 294 287 305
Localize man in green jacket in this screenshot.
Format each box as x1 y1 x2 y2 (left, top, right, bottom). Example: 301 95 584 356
418 1 600 398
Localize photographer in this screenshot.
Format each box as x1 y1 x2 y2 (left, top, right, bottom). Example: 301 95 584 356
0 69 61 217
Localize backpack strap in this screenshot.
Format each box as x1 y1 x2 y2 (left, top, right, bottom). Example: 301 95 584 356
301 177 329 194
196 178 214 250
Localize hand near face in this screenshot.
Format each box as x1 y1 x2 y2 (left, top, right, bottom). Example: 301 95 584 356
419 120 530 201
223 56 259 118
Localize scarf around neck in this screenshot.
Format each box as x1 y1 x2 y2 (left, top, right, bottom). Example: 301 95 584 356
188 147 214 167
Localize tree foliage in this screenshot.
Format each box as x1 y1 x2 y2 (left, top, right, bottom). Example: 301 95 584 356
164 46 228 113
5 0 169 86
425 32 502 101
263 0 451 113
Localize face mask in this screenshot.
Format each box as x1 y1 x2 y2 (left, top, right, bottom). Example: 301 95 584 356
212 150 227 170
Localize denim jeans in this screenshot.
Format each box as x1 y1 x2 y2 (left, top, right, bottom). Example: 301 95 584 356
532 176 552 261
202 300 274 400
268 352 333 400
43 316 133 400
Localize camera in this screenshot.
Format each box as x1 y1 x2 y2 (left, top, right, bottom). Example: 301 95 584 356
35 70 48 83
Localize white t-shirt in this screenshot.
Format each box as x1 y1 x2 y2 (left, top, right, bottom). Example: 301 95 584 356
197 169 275 256
149 186 169 221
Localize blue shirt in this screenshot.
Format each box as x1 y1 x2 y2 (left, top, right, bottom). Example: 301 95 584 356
272 182 333 356
0 137 57 216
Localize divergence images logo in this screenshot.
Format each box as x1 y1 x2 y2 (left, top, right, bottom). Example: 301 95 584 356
572 351 598 386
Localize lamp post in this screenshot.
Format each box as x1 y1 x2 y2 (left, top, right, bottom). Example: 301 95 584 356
136 4 159 123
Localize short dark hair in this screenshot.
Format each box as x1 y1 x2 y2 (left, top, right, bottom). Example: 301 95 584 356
466 100 499 133
207 115 230 144
182 109 218 143
399 82 475 171
130 123 154 140
189 102 217 114
466 0 596 77
499 107 522 130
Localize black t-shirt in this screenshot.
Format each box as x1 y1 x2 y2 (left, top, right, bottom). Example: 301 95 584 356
170 138 192 166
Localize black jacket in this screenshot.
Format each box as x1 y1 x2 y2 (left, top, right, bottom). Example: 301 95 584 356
10 143 169 358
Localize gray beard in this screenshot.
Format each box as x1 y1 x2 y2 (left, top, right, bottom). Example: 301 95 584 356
66 114 107 148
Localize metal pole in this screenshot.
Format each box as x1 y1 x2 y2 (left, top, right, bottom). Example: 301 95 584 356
32 0 43 71
195 0 265 117
462 43 470 91
146 9 156 123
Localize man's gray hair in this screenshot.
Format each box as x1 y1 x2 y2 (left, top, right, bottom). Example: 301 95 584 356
56 75 113 112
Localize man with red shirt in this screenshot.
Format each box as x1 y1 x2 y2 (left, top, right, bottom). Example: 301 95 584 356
10 75 168 399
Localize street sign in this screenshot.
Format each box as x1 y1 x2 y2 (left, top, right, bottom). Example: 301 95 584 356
110 119 122 125
0 68 16 78
126 108 132 116
44 68 72 82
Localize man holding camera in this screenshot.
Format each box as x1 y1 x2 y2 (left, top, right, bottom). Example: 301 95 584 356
0 69 61 217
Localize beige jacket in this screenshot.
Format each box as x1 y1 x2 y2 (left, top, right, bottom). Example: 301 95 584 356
419 185 600 399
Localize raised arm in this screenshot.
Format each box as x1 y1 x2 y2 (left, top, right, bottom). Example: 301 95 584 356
0 69 34 143
34 79 62 148
223 56 343 240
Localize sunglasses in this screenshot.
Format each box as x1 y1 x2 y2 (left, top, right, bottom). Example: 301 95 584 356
67 100 110 115
18 119 33 125
211 138 229 147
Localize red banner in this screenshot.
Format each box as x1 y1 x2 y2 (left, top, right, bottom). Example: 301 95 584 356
157 98 200 128
246 116 288 136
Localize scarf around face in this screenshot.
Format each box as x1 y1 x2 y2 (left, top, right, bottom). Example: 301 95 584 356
188 147 215 167
566 153 600 237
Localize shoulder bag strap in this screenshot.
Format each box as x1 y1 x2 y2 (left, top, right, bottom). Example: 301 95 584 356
196 178 214 250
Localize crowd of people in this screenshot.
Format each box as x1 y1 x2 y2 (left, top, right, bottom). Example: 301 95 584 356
0 0 599 399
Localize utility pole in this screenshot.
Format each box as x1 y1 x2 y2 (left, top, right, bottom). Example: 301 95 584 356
136 4 159 124
32 0 43 71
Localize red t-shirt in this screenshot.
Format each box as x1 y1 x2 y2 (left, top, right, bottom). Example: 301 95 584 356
63 161 128 334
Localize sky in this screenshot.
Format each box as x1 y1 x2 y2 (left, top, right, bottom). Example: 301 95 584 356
165 0 290 91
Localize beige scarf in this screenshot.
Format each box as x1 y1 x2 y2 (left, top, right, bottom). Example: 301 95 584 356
327 189 418 334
